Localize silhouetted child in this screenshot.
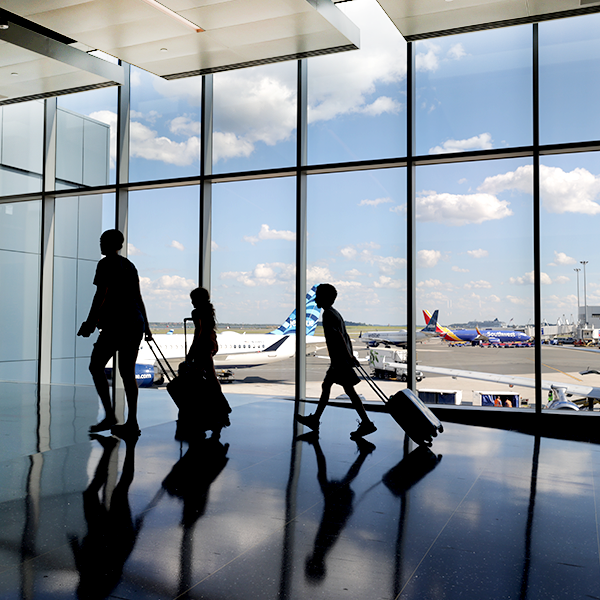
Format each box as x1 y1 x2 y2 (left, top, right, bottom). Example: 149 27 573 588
78 229 152 438
296 283 377 439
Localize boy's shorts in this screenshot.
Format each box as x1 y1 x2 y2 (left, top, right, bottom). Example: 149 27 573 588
323 364 360 387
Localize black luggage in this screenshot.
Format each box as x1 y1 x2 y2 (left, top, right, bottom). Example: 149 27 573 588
357 364 443 447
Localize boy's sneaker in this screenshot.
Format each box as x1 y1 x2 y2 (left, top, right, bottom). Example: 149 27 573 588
350 419 377 439
296 413 320 431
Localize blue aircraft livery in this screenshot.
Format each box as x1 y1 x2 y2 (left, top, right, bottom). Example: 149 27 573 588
270 285 320 336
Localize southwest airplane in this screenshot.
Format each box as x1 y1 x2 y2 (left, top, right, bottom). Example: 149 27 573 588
423 310 531 345
359 310 440 347
127 285 325 386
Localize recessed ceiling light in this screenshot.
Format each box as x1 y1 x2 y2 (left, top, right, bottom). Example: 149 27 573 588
138 0 204 32
0 21 9 30
11 72 18 76
160 47 168 52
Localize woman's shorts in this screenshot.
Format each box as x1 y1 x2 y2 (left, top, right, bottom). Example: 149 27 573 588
323 364 360 387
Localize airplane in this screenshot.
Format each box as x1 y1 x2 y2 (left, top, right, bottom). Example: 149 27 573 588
423 310 531 345
359 310 440 348
121 285 326 386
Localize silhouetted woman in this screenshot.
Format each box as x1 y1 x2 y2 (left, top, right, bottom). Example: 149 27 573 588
181 287 231 438
78 229 152 438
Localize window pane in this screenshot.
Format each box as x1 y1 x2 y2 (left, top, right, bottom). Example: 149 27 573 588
52 194 114 385
57 87 116 188
308 0 406 164
211 178 296 389
0 102 44 196
129 67 201 182
541 152 600 411
540 13 600 145
0 200 41 382
308 168 406 401
213 62 296 174
416 26 532 157
416 159 533 409
129 187 200 322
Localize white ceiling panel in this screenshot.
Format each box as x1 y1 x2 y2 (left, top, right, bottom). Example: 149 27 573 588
376 0 600 40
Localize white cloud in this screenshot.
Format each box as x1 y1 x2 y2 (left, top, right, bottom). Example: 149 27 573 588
346 268 363 278
549 251 576 267
452 266 469 273
447 43 466 60
467 249 489 259
417 191 512 226
170 240 185 251
417 279 443 288
554 275 570 284
478 164 600 215
415 42 441 72
308 265 333 284
221 262 295 287
212 241 219 251
128 243 142 256
373 276 404 289
170 116 201 136
458 178 467 185
510 271 552 285
464 280 492 289
243 224 295 245
340 246 358 260
140 274 197 305
506 295 530 305
358 197 393 207
429 132 493 155
308 0 407 123
417 250 442 269
360 96 402 116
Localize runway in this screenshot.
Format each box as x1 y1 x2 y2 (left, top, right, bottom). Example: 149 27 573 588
205 338 600 407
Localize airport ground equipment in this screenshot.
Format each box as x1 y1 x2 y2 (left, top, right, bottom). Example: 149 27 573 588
368 347 424 382
356 364 443 447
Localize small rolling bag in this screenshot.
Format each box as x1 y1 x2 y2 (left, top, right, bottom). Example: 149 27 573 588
356 364 443 447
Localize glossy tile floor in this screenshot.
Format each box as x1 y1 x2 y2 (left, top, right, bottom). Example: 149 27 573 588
1 382 600 599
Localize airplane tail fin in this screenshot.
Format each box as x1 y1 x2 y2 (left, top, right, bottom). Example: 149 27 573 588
422 309 450 335
422 309 439 333
270 285 321 336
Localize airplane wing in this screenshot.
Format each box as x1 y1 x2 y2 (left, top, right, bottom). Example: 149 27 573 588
417 365 600 400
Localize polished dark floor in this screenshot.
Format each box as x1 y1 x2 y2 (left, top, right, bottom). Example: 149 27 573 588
1 382 600 600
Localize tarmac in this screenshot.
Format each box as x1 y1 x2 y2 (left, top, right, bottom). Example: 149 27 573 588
209 338 600 408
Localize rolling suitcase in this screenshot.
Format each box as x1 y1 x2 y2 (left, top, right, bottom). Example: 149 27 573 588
357 364 443 447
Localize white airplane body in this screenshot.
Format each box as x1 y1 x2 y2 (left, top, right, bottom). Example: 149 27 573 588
120 285 326 385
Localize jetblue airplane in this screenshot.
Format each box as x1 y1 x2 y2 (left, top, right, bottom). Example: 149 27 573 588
423 310 531 345
359 310 440 347
127 285 325 386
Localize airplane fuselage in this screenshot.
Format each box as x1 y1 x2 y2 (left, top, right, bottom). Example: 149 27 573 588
443 328 531 344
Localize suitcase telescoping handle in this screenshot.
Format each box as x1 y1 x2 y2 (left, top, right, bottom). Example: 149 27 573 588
146 337 178 383
184 317 193 356
356 363 390 404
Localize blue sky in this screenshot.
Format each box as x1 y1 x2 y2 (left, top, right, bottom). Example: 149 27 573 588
57 2 600 327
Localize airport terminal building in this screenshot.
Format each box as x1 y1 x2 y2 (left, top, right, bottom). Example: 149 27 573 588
1 2 600 599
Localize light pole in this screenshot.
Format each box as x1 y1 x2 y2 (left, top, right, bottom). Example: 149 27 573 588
580 261 588 327
574 267 581 324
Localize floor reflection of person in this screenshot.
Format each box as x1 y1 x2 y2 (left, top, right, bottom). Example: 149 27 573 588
298 432 375 584
178 288 231 440
296 284 376 439
69 435 143 599
78 229 152 438
161 436 230 596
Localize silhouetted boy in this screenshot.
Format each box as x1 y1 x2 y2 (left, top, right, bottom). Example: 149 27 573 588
296 283 377 439
78 229 152 438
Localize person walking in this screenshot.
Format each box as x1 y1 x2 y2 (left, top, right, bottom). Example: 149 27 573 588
78 229 152 438
296 283 376 439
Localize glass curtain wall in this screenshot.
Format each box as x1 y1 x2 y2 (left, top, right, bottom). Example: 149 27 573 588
0 7 599 417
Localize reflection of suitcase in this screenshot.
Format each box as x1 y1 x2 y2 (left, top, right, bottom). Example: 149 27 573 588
357 364 443 447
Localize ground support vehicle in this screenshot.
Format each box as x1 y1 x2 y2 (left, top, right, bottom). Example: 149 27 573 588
368 348 424 382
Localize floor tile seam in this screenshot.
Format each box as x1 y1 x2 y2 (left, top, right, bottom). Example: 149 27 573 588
394 467 485 599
